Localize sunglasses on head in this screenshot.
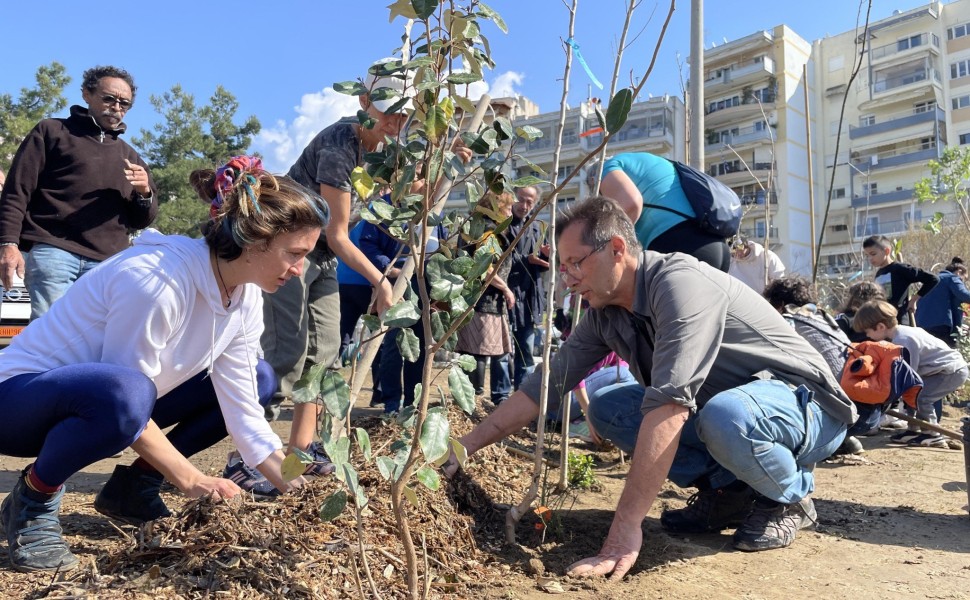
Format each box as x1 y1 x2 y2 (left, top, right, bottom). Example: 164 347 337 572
100 93 132 109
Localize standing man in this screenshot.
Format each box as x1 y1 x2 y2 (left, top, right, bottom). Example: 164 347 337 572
728 237 785 294
506 185 549 389
0 66 157 319
444 197 855 579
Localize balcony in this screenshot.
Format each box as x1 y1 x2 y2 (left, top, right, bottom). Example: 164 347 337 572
704 57 775 92
705 125 774 153
852 144 939 171
871 68 940 95
849 105 944 139
870 32 940 62
739 190 778 206
739 225 779 240
850 187 913 208
853 218 919 239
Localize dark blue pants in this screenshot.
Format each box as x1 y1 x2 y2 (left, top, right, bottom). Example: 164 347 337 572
0 361 276 487
510 321 536 389
380 327 425 413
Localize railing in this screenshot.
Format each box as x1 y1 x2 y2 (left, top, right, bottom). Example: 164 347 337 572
739 191 778 205
710 162 773 177
706 92 777 116
849 105 944 139
854 218 918 238
850 188 913 208
870 32 939 61
706 125 774 151
704 57 775 86
739 225 778 240
872 68 940 94
853 144 939 170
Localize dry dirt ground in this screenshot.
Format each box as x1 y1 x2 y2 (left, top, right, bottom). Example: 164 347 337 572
1 387 968 600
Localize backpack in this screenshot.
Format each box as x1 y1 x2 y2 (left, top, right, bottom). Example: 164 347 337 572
643 160 743 238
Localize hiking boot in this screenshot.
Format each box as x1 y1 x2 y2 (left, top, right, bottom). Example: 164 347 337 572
660 481 756 533
732 496 817 552
222 452 280 499
888 430 922 445
94 465 172 525
832 435 865 456
303 442 337 477
0 468 79 572
906 432 947 448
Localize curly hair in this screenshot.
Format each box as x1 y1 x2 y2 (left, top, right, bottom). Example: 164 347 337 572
841 280 886 313
81 65 137 99
763 275 816 310
192 158 328 261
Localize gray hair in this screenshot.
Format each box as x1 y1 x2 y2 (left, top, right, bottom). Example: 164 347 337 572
556 195 641 252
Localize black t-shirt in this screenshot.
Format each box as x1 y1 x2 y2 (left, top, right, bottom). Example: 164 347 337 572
873 261 939 316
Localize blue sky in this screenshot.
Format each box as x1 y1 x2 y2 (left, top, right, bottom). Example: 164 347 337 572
4 1 913 172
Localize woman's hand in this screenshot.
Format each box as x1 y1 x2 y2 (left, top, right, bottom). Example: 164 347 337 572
185 475 241 501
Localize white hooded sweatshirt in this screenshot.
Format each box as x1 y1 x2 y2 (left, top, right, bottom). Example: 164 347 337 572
728 240 786 295
0 230 282 468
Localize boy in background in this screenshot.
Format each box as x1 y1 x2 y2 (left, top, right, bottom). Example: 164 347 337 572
853 300 968 448
861 235 938 325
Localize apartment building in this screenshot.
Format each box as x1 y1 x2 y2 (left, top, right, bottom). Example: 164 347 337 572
813 1 966 278
702 25 815 273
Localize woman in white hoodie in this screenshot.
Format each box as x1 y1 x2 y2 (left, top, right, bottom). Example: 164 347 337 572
0 156 326 573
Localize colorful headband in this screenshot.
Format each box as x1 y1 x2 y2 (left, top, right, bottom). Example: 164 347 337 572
213 155 264 217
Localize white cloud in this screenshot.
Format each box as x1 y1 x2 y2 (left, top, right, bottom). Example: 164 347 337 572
253 88 360 172
254 70 525 171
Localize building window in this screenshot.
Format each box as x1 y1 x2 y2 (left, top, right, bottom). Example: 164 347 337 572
868 182 878 195
951 59 970 80
834 187 846 199
949 23 969 40
952 95 970 110
828 56 844 71
859 115 876 127
897 34 923 52
914 101 936 113
960 132 970 145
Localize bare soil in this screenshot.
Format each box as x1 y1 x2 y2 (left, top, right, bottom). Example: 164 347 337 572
1 389 968 600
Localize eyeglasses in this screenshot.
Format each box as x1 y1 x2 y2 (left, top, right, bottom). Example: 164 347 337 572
559 241 608 278
100 93 132 109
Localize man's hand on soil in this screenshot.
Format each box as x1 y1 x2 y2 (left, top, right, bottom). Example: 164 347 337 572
565 523 641 580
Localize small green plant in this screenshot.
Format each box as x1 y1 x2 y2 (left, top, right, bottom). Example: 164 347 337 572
566 452 597 490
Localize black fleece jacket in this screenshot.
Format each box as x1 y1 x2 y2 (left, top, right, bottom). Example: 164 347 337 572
0 105 157 261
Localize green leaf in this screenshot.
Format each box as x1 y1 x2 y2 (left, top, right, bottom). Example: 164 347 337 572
447 72 483 85
594 102 607 130
321 370 351 421
430 272 465 301
449 256 475 275
357 109 376 130
291 362 328 405
333 81 368 96
387 0 418 20
515 125 543 142
397 327 421 363
361 314 381 332
325 437 351 471
343 464 366 509
449 366 476 414
415 465 441 491
318 490 348 522
477 1 507 33
384 299 421 328
370 200 395 220
419 408 451 463
493 117 514 141
511 176 547 188
425 104 449 140
456 354 477 372
605 88 634 134
410 0 438 19
376 456 398 481
281 452 308 483
355 428 372 462
430 310 450 341
351 166 376 200
453 94 477 115
450 438 469 469
403 486 420 508
513 154 547 176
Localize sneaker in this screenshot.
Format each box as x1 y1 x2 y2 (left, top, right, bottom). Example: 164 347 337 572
0 467 79 573
732 496 817 552
222 452 281 499
303 442 337 477
660 481 756 534
906 432 947 448
888 430 922 445
94 465 172 525
879 414 908 430
832 435 865 456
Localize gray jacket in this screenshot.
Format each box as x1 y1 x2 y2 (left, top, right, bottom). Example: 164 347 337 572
520 251 856 425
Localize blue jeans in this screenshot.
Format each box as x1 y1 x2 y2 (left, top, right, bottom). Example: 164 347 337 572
511 322 536 389
588 379 847 504
380 327 425 414
24 244 100 320
847 402 883 437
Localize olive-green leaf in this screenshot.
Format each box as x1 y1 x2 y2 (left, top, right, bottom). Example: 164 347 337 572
449 366 476 414
450 438 469 468
511 176 547 188
321 370 351 421
387 0 418 21
384 299 421 328
493 117 514 141
411 0 438 20
416 465 441 491
281 452 307 483
361 314 381 332
291 362 328 405
403 486 420 508
370 201 395 220
325 437 351 471
605 88 634 134
515 125 543 142
376 456 398 481
397 327 421 363
419 408 451 463
447 72 483 85
333 81 368 96
594 102 607 130
456 354 477 372
355 427 372 462
430 272 465 301
318 490 348 522
478 1 507 33
425 104 448 140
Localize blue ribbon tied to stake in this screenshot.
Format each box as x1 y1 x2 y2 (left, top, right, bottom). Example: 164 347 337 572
566 37 604 90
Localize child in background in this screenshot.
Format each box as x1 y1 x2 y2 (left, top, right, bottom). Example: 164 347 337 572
861 235 938 325
853 300 969 448
914 257 970 348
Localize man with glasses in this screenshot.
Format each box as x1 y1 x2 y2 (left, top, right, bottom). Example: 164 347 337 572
0 66 157 319
444 196 856 579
